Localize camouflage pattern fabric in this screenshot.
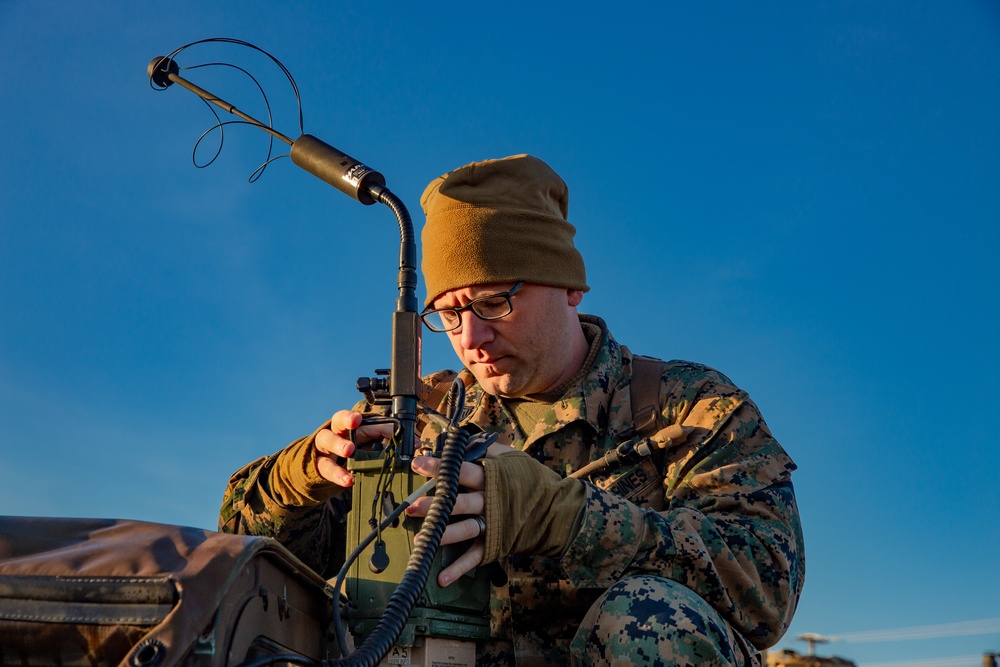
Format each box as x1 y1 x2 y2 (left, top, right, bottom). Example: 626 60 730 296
219 315 805 666
570 575 760 666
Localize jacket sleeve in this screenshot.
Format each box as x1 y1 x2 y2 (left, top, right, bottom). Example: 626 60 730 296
217 430 350 579
217 371 462 579
559 364 805 650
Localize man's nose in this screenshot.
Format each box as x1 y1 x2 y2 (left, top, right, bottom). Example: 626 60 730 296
457 310 494 350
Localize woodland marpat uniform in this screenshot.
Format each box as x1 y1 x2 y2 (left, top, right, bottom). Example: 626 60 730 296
220 316 804 665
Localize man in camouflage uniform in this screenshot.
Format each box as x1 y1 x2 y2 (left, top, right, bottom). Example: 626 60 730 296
220 155 805 666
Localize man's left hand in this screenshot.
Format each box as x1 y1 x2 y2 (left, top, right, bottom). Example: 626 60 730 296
407 443 587 587
406 443 510 586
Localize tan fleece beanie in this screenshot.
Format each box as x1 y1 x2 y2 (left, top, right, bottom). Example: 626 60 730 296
420 154 589 307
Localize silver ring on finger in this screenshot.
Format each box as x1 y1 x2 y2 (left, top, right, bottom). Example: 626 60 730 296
472 515 486 539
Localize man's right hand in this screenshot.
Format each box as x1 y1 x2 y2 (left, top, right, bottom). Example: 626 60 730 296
314 410 395 488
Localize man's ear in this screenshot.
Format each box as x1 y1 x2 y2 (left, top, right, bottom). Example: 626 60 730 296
567 289 584 307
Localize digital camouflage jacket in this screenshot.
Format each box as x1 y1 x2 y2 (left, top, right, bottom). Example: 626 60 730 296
219 315 805 663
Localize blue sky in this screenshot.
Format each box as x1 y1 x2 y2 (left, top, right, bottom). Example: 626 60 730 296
1 2 998 665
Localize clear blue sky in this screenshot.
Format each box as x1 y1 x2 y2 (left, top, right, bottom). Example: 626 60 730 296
1 2 998 665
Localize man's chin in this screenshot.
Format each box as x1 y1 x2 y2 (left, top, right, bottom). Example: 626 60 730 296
478 377 513 397
471 368 524 398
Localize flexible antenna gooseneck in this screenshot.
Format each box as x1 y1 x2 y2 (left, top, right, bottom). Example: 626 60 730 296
148 48 418 460
147 41 448 667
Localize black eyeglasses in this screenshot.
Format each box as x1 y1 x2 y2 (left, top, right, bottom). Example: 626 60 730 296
421 282 523 332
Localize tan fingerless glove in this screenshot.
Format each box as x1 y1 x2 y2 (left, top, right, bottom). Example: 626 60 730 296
481 450 587 564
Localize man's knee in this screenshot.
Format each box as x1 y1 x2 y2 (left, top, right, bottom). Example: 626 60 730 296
570 576 754 667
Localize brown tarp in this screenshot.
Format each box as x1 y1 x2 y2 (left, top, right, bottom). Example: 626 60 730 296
0 516 331 666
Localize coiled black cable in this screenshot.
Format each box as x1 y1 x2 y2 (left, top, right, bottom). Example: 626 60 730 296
329 475 435 658
327 381 468 666
341 429 466 666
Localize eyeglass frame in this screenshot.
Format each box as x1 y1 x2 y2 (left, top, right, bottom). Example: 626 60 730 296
420 281 524 332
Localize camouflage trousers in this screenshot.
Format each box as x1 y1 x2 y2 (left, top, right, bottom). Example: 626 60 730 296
568 576 760 667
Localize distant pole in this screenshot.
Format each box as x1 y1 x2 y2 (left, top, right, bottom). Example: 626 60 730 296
797 633 830 656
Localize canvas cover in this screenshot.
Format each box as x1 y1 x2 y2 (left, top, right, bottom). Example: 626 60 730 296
0 516 334 666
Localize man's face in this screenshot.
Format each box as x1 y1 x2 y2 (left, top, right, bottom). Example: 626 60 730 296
430 282 585 398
